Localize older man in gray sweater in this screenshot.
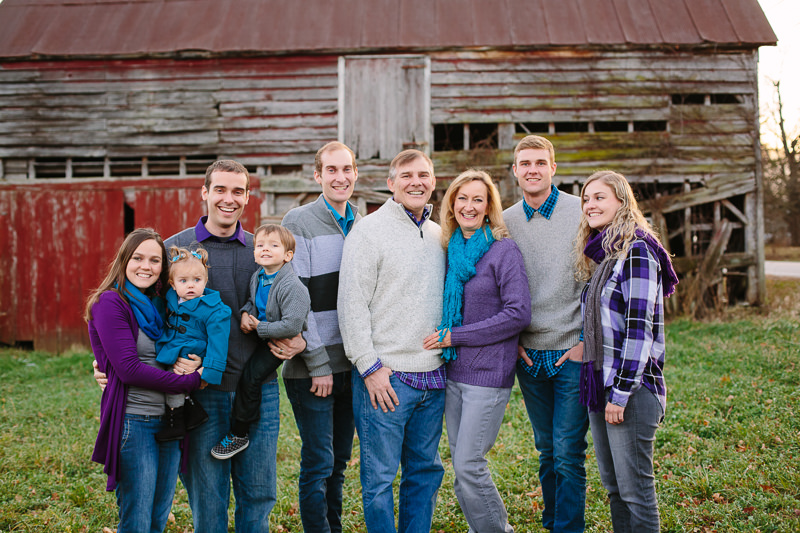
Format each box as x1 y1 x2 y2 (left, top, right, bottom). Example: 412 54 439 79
338 149 446 533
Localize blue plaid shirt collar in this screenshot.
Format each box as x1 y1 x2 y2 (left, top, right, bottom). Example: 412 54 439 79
395 200 431 227
522 184 560 221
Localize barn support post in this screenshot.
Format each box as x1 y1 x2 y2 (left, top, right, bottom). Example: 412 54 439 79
750 50 767 306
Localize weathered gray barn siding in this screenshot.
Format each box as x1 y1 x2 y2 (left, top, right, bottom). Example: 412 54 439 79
0 56 339 176
0 46 767 308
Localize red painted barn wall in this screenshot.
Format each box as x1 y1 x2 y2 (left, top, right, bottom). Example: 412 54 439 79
0 178 261 352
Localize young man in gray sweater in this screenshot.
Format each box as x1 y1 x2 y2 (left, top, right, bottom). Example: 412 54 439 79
503 136 589 533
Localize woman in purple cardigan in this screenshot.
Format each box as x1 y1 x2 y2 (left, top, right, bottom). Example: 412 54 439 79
424 170 531 533
85 228 204 533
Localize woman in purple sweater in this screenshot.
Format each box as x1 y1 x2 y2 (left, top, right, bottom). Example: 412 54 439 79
85 228 204 533
424 170 531 533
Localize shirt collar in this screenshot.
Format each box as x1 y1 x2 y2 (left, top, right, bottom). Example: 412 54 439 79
258 268 279 286
522 184 560 221
394 198 430 227
195 216 247 245
322 196 355 235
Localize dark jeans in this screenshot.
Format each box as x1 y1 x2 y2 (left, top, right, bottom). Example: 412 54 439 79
285 372 355 533
232 346 282 434
517 360 589 533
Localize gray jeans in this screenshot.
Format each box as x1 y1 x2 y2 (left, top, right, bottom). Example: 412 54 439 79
589 388 662 533
445 381 514 533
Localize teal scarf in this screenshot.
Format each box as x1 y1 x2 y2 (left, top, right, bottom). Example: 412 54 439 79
120 280 164 340
438 226 495 362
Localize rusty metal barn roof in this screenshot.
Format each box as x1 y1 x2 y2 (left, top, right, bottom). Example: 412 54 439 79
0 0 777 59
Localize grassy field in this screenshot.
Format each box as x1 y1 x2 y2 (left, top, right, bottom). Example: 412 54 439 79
1 279 799 532
765 245 800 262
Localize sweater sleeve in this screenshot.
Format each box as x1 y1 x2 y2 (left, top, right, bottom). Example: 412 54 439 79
449 240 532 346
92 292 200 394
282 217 333 376
256 277 311 340
239 270 259 316
337 226 381 374
198 302 232 386
608 242 659 407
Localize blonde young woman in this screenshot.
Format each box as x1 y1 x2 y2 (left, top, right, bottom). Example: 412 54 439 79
575 171 678 532
423 169 530 533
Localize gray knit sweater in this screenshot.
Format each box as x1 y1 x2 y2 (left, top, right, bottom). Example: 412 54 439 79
281 194 360 378
240 262 312 343
338 199 445 374
503 193 583 350
165 228 261 392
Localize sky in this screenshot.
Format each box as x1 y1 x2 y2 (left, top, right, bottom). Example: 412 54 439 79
757 0 800 147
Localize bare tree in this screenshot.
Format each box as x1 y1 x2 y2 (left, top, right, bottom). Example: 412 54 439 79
763 80 800 246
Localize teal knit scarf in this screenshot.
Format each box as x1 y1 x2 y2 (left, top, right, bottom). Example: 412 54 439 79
438 226 495 362
119 280 164 340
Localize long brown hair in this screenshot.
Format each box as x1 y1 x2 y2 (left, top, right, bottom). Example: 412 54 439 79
84 228 169 322
574 171 660 281
439 169 509 249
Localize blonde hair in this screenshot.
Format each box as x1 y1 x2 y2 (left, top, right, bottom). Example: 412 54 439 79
574 170 661 281
167 246 209 282
439 169 509 249
513 135 555 167
84 228 169 322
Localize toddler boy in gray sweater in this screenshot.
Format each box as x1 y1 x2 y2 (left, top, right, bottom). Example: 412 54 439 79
211 224 311 459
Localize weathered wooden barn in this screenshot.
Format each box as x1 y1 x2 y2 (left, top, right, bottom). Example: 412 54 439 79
0 0 777 351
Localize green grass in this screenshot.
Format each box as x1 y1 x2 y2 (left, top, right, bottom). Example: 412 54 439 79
2 280 799 532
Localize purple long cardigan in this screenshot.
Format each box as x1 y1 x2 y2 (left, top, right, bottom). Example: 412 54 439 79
89 290 200 491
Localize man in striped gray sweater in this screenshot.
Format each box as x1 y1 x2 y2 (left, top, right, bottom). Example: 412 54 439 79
279 142 361 533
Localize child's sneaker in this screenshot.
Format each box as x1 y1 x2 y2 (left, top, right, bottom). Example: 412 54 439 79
211 433 249 460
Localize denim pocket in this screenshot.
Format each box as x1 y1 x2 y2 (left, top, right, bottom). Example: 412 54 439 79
120 417 131 451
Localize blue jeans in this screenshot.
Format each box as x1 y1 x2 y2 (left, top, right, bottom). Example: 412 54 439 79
517 360 589 533
589 388 662 533
116 414 181 533
181 382 280 533
285 372 355 533
352 370 445 533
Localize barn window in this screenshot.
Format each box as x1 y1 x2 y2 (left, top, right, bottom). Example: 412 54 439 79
633 121 668 132
672 93 743 105
554 122 589 133
433 123 498 151
433 124 464 151
32 157 70 179
594 121 630 133
516 122 550 135
672 94 706 105
469 123 498 149
26 155 216 179
710 94 743 104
